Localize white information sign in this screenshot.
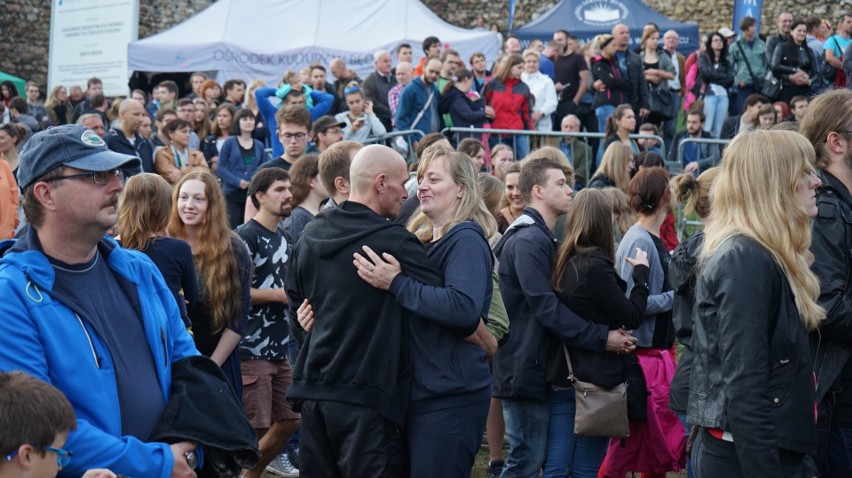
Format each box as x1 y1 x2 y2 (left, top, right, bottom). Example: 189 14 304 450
48 0 139 97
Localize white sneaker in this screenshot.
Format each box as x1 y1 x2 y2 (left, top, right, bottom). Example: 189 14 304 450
265 453 299 477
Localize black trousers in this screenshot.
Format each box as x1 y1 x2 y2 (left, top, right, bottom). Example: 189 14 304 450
299 400 407 478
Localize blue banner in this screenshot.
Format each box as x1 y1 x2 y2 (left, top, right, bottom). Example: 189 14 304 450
508 0 517 32
733 0 763 35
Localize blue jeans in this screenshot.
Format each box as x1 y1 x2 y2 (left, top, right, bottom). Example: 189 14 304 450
501 397 550 478
677 413 696 478
490 134 530 161
733 85 756 117
407 398 490 478
595 105 616 166
542 388 609 478
702 95 728 139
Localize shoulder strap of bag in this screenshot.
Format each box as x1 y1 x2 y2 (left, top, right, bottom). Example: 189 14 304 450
410 87 436 129
562 343 577 382
736 42 759 85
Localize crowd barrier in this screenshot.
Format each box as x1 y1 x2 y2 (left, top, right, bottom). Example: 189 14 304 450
442 127 666 186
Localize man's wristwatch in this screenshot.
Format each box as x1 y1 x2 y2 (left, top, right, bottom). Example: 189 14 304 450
185 450 198 469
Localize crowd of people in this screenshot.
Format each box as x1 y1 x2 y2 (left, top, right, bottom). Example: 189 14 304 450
3 12 852 478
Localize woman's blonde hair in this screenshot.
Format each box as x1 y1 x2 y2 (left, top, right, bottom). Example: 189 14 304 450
118 173 173 251
671 167 719 219
408 148 497 242
167 169 242 333
594 142 633 191
244 79 265 112
701 130 824 330
44 85 66 109
601 186 635 235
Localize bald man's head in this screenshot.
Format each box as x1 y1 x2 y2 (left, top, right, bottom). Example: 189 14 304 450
349 144 409 218
119 98 146 135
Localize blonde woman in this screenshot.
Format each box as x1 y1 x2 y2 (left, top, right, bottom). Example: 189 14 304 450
588 142 633 191
688 130 823 476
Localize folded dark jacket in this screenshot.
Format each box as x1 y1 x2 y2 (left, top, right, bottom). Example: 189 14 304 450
150 356 259 477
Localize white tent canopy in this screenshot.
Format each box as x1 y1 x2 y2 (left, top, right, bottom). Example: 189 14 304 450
128 0 500 85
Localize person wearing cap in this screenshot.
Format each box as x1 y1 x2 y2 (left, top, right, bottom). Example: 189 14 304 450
718 27 737 46
310 115 345 154
0 124 199 478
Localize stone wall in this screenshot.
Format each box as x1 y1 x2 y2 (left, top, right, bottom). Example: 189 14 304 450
0 0 214 89
1 0 850 91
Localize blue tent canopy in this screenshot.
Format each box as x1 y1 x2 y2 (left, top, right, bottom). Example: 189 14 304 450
514 0 700 56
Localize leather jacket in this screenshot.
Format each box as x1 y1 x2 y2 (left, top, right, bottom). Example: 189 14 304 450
771 41 818 87
688 235 817 475
810 170 852 404
668 231 703 414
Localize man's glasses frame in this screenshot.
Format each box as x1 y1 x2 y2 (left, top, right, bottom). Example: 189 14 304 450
5 445 73 468
50 169 123 185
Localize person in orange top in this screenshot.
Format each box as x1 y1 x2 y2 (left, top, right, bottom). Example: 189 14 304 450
413 36 442 76
0 154 19 239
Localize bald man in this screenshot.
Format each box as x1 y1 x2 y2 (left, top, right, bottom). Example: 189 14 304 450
104 99 153 173
285 144 443 477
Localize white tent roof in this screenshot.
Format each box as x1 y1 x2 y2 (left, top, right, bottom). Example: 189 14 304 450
128 0 500 84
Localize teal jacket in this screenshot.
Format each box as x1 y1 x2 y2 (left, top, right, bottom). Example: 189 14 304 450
0 232 198 478
729 37 768 86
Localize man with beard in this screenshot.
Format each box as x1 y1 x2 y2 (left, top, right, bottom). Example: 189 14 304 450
285 144 443 476
801 89 852 477
673 110 720 173
396 58 442 149
237 167 301 478
0 124 199 478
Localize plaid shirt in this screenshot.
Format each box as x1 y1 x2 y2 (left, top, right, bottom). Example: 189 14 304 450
388 83 404 127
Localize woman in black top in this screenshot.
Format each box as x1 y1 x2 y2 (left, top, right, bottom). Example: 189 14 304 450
545 188 649 477
771 19 818 105
117 173 198 327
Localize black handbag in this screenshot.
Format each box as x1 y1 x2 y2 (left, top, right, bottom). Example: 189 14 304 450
646 82 675 123
761 71 782 100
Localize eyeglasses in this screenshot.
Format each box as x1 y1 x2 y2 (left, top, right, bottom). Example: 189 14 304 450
5 446 73 468
51 169 123 185
280 132 308 141
343 85 361 95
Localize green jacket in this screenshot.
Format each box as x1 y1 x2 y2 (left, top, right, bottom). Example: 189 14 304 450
729 37 768 86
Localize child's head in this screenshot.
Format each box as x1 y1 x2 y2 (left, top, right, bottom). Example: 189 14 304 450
0 372 76 478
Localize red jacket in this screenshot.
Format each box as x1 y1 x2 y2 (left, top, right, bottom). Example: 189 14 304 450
483 76 532 133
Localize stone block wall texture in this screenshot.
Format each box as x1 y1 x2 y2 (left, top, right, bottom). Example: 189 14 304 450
1 0 850 91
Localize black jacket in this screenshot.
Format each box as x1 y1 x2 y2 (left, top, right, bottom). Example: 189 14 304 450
624 49 650 114
688 235 817 475
493 208 609 400
693 54 735 97
438 88 487 129
668 231 703 413
549 249 649 389
590 55 630 109
810 170 852 404
150 356 259 478
771 41 818 88
104 128 154 174
720 114 742 140
284 200 442 426
587 173 616 189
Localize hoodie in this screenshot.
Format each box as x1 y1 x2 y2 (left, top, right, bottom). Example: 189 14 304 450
284 201 442 426
668 231 703 413
438 88 487 130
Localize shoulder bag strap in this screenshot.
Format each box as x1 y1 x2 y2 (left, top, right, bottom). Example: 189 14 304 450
410 87 436 129
736 42 759 86
562 343 577 382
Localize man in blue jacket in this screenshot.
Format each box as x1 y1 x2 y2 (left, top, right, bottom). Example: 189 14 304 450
0 125 199 478
395 58 443 150
493 155 636 477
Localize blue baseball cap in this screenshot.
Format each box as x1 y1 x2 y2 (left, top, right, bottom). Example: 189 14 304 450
16 124 141 190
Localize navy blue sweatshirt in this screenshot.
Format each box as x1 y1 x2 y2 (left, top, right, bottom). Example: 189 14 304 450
389 221 493 410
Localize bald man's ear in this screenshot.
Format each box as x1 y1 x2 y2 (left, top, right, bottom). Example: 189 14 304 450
375 173 387 193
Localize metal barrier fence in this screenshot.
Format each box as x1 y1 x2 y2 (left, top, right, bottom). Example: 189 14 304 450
671 137 731 240
442 127 666 186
